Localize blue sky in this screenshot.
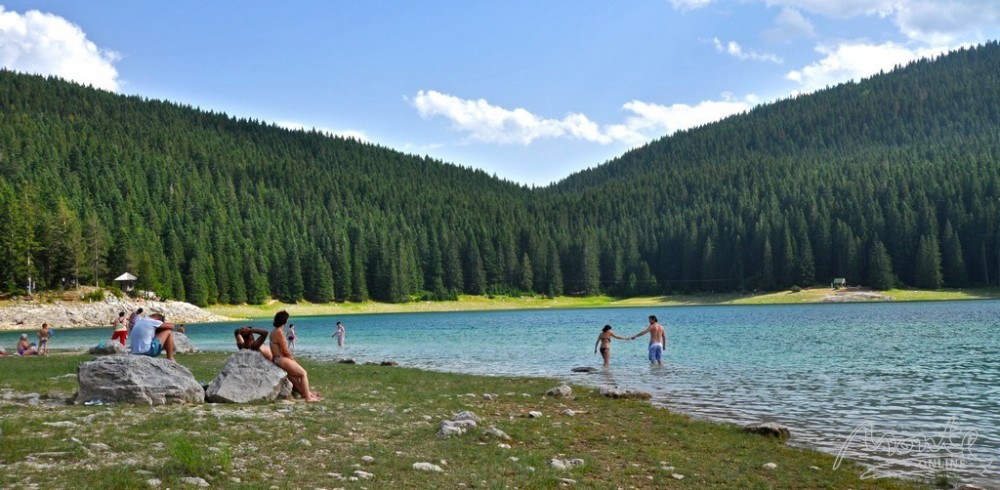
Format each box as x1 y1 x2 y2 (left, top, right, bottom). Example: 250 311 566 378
1 1 998 186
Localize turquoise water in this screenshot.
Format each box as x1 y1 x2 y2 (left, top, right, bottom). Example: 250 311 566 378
3 301 998 484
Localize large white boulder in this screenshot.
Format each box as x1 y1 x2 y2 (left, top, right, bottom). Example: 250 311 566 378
205 350 292 403
76 355 205 405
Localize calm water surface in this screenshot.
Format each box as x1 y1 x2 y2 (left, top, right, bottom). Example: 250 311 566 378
3 301 998 484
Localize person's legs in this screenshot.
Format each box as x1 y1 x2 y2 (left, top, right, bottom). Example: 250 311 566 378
276 357 320 402
154 330 175 361
600 348 610 367
112 331 127 346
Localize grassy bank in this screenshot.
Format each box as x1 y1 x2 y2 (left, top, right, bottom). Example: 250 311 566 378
206 288 1000 320
0 352 935 489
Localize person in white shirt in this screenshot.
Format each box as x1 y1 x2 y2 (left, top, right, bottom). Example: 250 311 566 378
129 312 176 361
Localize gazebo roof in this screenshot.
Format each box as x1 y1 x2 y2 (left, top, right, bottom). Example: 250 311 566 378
114 272 138 281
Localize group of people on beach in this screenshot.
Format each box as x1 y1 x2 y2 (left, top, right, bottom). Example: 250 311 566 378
594 315 667 368
1 323 53 357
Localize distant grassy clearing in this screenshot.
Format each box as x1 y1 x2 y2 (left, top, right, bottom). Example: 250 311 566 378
206 288 1000 319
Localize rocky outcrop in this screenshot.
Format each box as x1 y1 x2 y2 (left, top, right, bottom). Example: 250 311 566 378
0 297 228 330
76 355 205 405
205 351 292 403
571 366 599 373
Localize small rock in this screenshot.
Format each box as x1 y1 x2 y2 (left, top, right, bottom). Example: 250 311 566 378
528 411 543 418
180 476 210 487
298 438 312 447
743 422 791 440
483 426 511 440
352 470 373 479
562 409 576 416
809 465 821 471
361 455 375 464
548 459 568 470
380 360 398 366
413 462 443 472
545 385 573 398
571 366 599 373
498 443 511 449
482 393 497 401
326 473 344 480
671 473 684 480
508 456 519 462
762 462 777 470
43 421 78 428
453 411 481 422
147 479 162 487
338 358 356 364
558 478 577 484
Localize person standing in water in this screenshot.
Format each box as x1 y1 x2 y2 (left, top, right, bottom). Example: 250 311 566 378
594 324 628 368
332 321 346 347
286 323 297 352
630 315 667 366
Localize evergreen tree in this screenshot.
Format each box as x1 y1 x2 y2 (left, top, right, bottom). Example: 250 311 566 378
868 239 895 290
914 234 943 289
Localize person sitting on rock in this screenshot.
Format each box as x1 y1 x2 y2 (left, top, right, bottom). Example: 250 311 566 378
269 311 321 402
235 326 273 360
16 334 38 356
129 312 176 361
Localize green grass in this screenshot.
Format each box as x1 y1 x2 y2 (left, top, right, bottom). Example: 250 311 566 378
0 352 934 489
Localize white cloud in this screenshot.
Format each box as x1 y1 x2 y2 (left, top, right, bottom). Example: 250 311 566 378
712 38 784 63
764 7 816 41
668 0 714 11
411 90 753 147
763 0 1000 43
276 121 369 143
0 6 119 91
785 41 951 92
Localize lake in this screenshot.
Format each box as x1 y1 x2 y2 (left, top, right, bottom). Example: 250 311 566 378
3 300 998 484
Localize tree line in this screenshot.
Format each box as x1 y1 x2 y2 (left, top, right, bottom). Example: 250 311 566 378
1 42 1000 305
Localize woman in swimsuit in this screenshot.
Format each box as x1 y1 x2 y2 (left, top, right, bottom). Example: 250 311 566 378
594 324 628 368
332 321 345 347
269 311 320 402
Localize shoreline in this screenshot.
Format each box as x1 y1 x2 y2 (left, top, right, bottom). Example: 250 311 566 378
2 287 998 330
0 351 936 489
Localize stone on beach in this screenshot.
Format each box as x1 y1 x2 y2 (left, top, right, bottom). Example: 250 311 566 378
413 462 444 472
597 386 652 400
742 422 791 441
172 332 199 354
438 411 481 437
547 458 585 470
76 355 205 405
205 351 292 403
545 385 573 398
87 341 129 355
570 366 599 373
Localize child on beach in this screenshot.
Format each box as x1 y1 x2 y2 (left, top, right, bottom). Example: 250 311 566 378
111 311 128 346
594 324 629 368
37 323 51 355
269 312 320 402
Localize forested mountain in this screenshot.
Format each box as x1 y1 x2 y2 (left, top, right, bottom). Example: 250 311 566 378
1 42 999 305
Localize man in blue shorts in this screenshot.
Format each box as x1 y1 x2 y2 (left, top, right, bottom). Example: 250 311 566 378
630 315 667 366
129 312 176 361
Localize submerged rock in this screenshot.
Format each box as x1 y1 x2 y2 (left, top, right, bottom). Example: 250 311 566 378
571 366 599 373
597 386 652 400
